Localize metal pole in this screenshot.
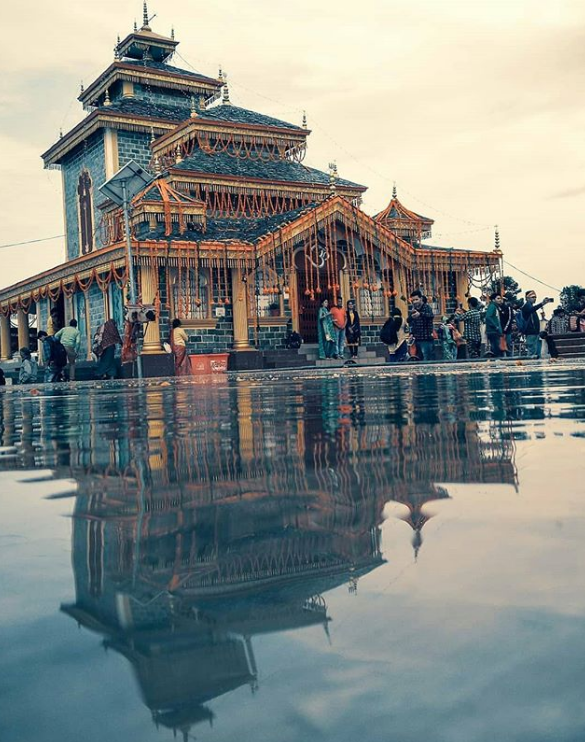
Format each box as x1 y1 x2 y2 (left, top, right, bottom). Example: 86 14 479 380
122 181 143 379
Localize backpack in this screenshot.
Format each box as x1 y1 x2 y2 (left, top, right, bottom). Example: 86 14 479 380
379 319 394 345
515 309 527 334
52 339 68 367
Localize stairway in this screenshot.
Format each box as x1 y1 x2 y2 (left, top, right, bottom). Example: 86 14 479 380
297 343 388 368
551 333 585 359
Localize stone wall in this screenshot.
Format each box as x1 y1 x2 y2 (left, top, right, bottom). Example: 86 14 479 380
117 130 153 173
62 132 107 259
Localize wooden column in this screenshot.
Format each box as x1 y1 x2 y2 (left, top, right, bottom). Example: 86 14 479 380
140 264 162 354
288 270 300 332
0 314 11 361
17 309 30 351
231 267 251 350
393 268 408 317
456 272 468 307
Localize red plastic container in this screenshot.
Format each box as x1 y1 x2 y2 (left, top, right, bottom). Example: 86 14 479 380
189 354 229 375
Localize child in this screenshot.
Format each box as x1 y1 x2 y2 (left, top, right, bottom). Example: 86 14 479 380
18 348 38 384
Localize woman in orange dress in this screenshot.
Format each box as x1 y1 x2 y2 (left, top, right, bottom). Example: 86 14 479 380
171 318 190 376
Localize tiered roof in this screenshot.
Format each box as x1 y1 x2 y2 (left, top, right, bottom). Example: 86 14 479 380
375 187 434 241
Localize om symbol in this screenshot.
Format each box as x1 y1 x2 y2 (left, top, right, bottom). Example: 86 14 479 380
307 242 329 269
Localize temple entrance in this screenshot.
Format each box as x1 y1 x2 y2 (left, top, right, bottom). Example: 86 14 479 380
296 270 335 343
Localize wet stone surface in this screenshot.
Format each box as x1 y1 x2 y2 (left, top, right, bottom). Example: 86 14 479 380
1 363 585 742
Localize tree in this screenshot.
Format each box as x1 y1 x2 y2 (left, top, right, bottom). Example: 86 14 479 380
491 275 523 307
560 285 584 312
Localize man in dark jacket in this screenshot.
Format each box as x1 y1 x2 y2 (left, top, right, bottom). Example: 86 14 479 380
497 297 514 356
408 290 435 361
485 294 504 357
521 290 553 358
37 331 67 382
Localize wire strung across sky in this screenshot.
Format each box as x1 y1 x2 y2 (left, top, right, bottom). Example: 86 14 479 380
0 234 64 250
503 260 561 293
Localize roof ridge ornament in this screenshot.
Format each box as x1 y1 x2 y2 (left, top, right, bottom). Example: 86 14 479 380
392 182 397 199
222 71 231 105
494 225 502 254
134 19 138 32
142 1 150 30
114 36 121 60
302 111 307 130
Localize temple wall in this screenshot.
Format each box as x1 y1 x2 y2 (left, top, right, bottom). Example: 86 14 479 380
62 132 107 260
117 130 153 173
133 83 192 112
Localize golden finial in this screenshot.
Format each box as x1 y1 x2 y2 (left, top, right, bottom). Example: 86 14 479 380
142 1 150 29
392 182 397 199
302 110 307 129
190 96 197 117
329 161 337 193
175 145 183 164
104 88 111 106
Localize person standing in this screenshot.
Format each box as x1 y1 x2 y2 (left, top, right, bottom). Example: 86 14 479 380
18 348 38 384
317 298 336 360
55 319 81 380
438 316 458 360
408 290 435 361
485 294 504 357
456 297 483 359
171 318 190 376
93 319 122 379
521 290 553 358
345 300 361 362
497 297 514 356
37 331 67 382
330 297 347 360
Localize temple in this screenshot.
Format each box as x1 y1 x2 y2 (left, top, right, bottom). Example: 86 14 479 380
0 4 502 368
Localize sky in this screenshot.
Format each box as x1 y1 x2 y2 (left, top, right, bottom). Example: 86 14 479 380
0 0 583 297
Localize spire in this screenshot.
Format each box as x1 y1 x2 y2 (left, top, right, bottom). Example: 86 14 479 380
222 72 231 105
142 1 150 30
104 88 111 106
80 80 84 95
494 224 501 253
175 144 183 164
302 110 307 129
114 35 121 60
392 182 397 199
171 26 175 40
134 19 138 32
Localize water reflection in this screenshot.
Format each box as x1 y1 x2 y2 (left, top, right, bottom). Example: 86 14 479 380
1 367 585 741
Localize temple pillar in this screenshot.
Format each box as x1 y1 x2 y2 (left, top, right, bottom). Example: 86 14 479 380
288 270 299 332
17 309 30 351
140 264 162 354
231 267 251 350
341 270 351 307
0 314 11 361
393 269 408 317
456 272 468 307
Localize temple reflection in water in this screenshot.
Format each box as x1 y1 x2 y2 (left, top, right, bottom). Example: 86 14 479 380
0 373 522 739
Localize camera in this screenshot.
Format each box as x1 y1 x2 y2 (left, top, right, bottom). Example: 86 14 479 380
124 304 157 323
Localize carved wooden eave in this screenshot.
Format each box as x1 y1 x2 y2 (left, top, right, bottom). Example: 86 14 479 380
78 61 221 108
42 111 178 169
151 117 310 161
0 245 127 312
168 171 366 201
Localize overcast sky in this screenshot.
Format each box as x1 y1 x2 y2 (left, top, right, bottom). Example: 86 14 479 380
0 0 583 296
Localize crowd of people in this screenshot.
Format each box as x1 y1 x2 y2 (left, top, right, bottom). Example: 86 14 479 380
317 288 585 364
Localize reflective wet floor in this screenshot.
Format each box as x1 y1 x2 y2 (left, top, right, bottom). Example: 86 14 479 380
1 365 585 742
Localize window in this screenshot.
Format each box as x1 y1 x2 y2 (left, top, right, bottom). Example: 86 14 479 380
169 267 210 319
77 170 94 255
250 269 282 317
